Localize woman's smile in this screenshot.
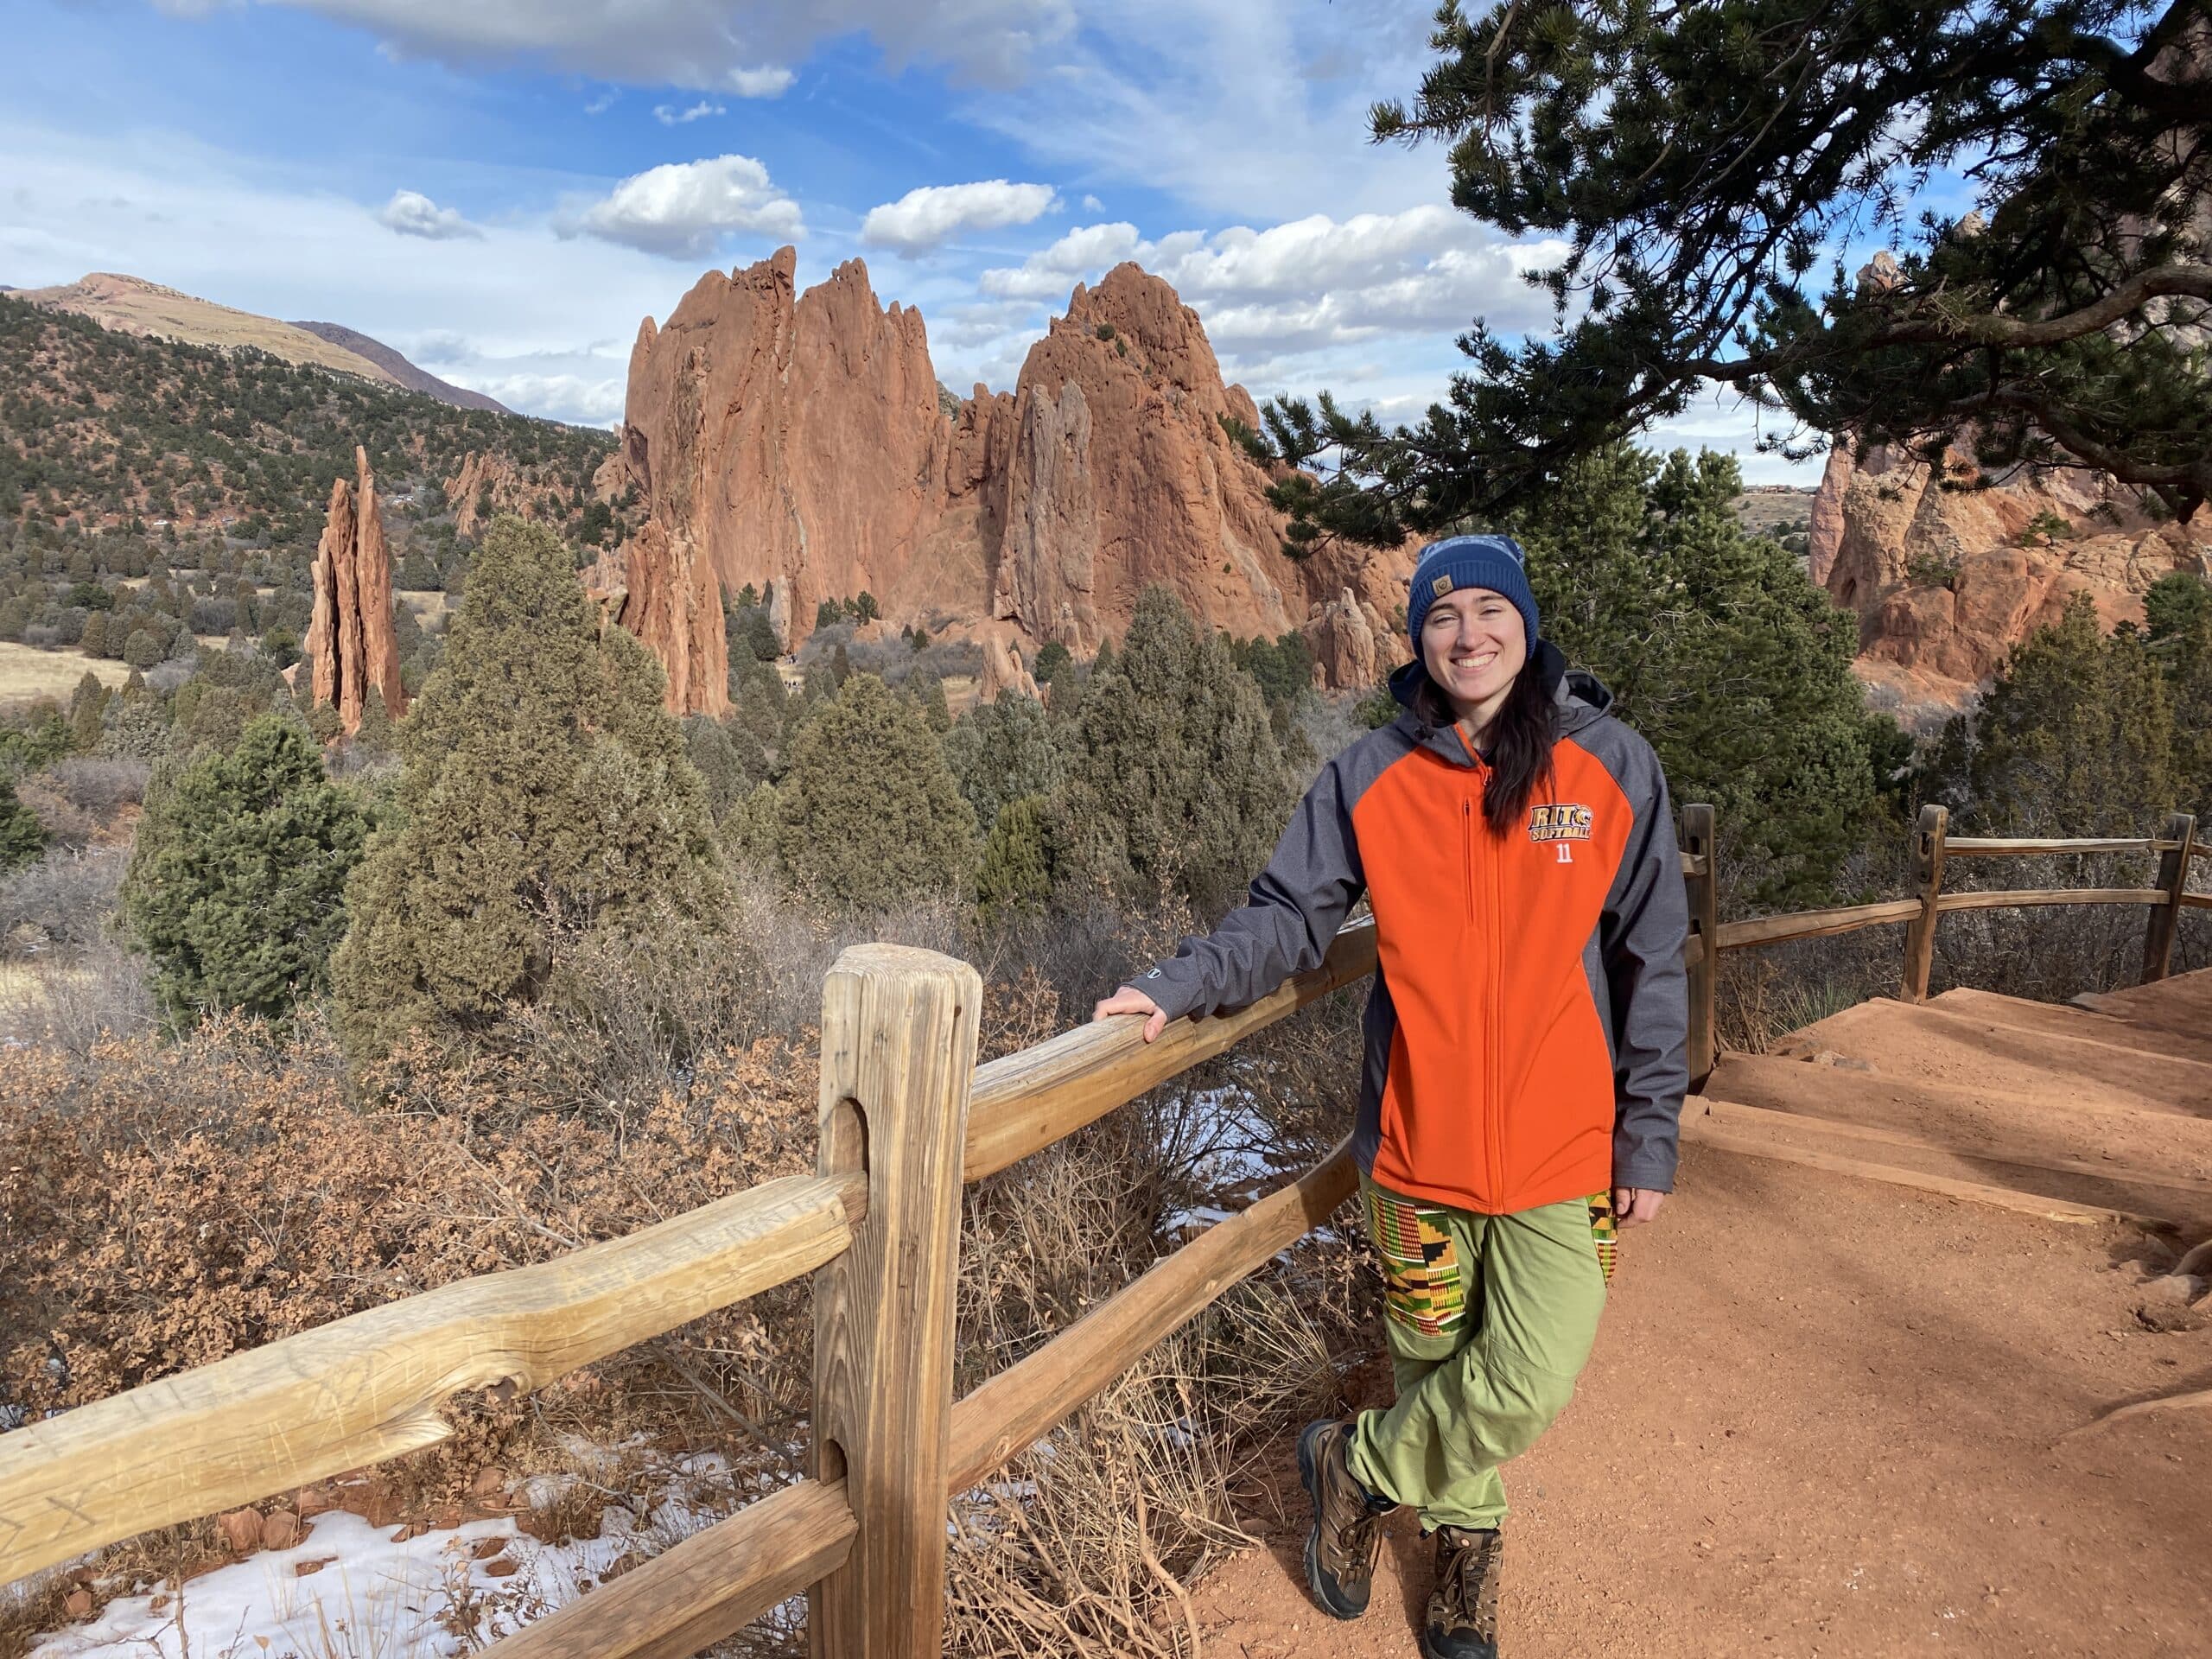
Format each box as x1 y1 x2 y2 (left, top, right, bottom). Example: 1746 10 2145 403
1422 590 1528 723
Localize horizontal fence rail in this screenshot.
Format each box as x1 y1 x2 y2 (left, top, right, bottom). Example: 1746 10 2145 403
963 918 1376 1183
1941 835 2197 857
1713 899 1925 952
1936 887 2167 912
0 1171 865 1586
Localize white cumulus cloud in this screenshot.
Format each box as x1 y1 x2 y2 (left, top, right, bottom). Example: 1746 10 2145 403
374 188 482 240
861 180 1059 255
654 99 725 125
980 208 1563 346
563 155 804 260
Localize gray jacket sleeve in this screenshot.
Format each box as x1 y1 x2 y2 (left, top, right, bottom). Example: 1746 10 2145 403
1135 756 1366 1022
1600 734 1692 1192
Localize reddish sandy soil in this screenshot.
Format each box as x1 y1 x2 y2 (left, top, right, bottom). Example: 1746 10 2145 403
1191 975 2212 1658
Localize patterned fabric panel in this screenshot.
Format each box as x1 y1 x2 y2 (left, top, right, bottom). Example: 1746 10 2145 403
1366 1186 1466 1338
1586 1192 1618 1284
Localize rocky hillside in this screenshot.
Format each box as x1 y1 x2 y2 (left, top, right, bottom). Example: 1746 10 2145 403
19 273 509 414
288 320 511 414
601 249 1414 710
0 295 614 549
0 295 620 681
1810 441 2211 721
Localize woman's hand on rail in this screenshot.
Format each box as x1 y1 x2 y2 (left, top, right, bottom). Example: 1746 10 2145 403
1094 985 1169 1043
1611 1186 1666 1228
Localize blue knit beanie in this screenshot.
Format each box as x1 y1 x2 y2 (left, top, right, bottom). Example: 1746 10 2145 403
1406 534 1540 652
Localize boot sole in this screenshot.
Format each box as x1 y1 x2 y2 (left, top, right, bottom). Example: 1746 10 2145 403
1297 1420 1369 1621
1420 1634 1497 1659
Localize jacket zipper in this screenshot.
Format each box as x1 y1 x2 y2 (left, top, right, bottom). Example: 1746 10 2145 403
1465 750 1503 1205
1460 798 1475 924
1488 806 1505 1206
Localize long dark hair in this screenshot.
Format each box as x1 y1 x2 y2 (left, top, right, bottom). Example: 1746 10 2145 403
1412 645 1560 836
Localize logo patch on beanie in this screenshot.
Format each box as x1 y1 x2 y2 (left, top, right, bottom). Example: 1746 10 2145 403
1431 574 1454 598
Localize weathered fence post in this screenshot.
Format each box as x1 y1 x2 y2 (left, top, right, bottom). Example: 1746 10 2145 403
809 944 982 1659
2141 811 2197 984
1681 803 1719 1090
1902 804 1949 1001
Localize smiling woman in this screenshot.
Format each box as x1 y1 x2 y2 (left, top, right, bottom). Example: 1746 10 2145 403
1097 529 1689 1658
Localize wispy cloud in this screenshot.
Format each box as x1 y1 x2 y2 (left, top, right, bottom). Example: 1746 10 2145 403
152 0 1070 90
728 65 796 97
654 99 725 125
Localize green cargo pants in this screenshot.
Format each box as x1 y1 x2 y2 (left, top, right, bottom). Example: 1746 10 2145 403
1345 1173 1613 1531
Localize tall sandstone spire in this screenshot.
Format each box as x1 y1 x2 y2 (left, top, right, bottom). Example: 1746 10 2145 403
305 446 408 735
607 249 1411 712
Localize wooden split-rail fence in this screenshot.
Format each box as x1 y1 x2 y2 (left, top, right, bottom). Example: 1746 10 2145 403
0 804 2203 1656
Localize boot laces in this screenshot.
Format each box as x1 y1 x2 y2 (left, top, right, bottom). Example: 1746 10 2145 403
1340 1503 1381 1558
1440 1530 1498 1625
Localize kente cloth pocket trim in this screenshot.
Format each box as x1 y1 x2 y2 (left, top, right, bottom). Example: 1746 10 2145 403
1366 1185 1467 1339
1587 1191 1619 1284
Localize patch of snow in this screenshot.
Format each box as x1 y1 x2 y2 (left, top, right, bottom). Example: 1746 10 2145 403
31 1455 746 1659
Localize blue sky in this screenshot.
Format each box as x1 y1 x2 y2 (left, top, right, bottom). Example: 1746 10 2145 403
4 0 1815 480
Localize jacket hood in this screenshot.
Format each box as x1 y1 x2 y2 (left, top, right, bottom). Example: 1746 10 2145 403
1389 641 1614 761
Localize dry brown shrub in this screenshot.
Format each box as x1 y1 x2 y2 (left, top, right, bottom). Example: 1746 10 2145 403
12 773 98 852
39 757 149 817
0 1014 822 1473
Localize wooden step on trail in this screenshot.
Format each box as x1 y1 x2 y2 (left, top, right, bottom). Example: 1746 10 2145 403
1711 1055 2212 1187
1926 986 2212 1070
2071 969 2212 1044
1700 968 2212 1236
1758 997 2212 1117
1682 1096 2206 1230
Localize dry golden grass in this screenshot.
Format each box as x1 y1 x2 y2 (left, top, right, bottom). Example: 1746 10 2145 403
1728 487 1817 536
0 642 131 708
20 274 401 387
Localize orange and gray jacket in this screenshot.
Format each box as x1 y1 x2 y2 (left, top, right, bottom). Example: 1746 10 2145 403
1140 648 1690 1215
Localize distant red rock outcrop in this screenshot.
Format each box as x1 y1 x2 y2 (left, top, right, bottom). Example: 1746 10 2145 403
1809 440 2209 718
607 249 1412 712
586 518 729 717
445 450 533 539
305 446 408 734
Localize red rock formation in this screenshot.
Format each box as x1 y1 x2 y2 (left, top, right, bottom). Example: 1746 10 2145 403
1308 588 1389 690
608 249 1414 709
617 250 961 658
305 447 408 735
977 629 1039 702
1809 439 2209 715
446 450 531 538
583 527 730 717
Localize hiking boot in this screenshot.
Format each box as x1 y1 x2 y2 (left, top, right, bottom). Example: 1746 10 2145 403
1296 1418 1392 1619
1422 1524 1503 1659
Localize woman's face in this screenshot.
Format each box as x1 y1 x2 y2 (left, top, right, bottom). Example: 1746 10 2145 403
1421 588 1528 715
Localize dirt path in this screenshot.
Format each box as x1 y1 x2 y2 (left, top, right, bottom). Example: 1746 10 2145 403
1189 976 2212 1657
